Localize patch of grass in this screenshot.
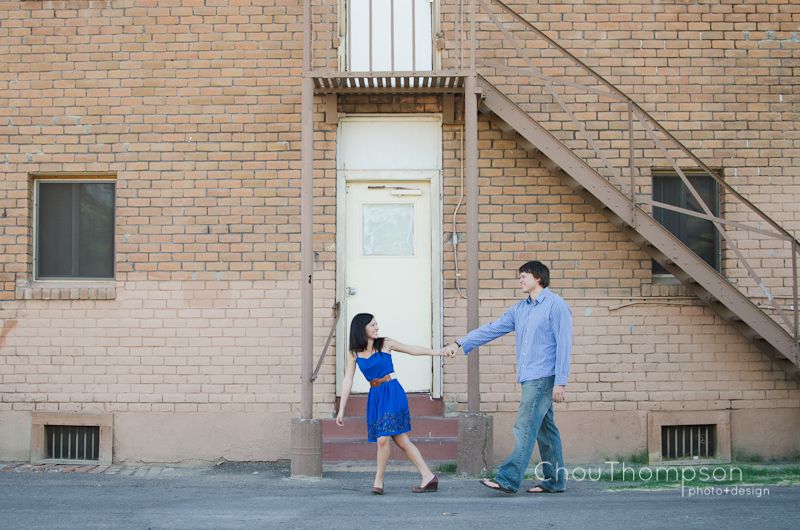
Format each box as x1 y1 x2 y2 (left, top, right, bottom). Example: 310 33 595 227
434 462 457 474
733 450 800 465
597 463 800 490
604 449 649 466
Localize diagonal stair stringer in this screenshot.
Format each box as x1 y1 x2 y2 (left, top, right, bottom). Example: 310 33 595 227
476 75 799 376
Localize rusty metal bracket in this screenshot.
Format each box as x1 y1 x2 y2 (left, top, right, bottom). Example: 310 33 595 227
311 301 341 382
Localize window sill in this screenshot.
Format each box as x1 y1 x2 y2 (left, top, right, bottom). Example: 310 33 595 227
651 274 682 285
15 280 116 300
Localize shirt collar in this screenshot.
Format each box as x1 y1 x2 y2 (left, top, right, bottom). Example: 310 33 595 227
525 287 549 306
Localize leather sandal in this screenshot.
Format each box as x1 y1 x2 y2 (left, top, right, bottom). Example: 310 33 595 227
412 475 438 493
480 478 514 494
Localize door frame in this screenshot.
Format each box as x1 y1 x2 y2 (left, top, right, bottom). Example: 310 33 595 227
335 114 443 397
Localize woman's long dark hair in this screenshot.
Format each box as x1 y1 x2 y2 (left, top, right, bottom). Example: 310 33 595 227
349 313 384 354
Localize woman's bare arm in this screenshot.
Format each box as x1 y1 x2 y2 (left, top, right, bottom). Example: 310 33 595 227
384 337 442 357
336 353 357 425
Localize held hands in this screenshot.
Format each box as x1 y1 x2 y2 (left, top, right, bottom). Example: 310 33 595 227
440 342 460 358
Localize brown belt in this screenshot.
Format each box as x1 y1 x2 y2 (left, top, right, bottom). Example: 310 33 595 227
370 373 396 388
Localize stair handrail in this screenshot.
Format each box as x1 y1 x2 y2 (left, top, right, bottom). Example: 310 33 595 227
473 0 799 355
481 0 799 249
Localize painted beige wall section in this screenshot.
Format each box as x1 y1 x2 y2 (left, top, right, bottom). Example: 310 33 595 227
490 408 799 465
3 409 798 464
731 409 800 460
113 413 292 464
0 412 31 462
492 411 648 464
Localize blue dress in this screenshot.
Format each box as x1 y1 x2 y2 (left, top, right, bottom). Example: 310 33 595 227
355 351 412 442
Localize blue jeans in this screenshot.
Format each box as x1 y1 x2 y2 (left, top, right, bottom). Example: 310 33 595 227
494 376 565 492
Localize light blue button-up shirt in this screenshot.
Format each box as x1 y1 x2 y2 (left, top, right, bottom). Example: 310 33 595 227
458 288 573 386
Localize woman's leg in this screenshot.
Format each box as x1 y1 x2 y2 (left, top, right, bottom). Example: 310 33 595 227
375 436 390 488
392 433 436 487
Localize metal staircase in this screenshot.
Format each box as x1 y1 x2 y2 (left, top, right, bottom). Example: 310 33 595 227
468 0 800 376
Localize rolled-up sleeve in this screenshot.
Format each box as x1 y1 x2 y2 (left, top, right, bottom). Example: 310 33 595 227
551 300 573 385
459 305 516 354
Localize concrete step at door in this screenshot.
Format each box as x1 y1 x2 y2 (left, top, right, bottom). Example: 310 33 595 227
322 435 459 462
323 395 457 462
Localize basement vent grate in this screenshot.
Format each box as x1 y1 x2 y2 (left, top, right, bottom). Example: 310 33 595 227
661 424 716 460
45 425 100 461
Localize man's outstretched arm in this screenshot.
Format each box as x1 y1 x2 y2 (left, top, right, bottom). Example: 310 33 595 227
445 306 516 355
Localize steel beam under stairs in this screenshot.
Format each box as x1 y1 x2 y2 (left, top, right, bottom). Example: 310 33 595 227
476 75 800 378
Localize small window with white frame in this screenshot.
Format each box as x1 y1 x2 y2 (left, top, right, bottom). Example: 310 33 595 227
34 178 116 280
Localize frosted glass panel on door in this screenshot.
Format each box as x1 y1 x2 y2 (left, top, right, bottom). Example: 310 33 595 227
363 204 415 256
348 0 433 72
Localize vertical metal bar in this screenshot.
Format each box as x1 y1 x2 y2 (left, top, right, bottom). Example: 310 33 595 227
67 427 72 460
83 428 87 460
300 0 314 421
628 100 636 227
793 237 799 362
347 0 352 71
71 184 80 275
465 73 479 414
390 0 394 72
92 429 96 460
59 430 63 459
469 0 476 72
411 0 416 71
459 0 464 70
368 0 373 71
673 428 677 459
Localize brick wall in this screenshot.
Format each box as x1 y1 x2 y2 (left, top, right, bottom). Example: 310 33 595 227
0 0 798 461
0 0 325 422
440 117 800 415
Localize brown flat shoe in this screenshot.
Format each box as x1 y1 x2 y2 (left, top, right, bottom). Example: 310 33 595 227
412 475 438 493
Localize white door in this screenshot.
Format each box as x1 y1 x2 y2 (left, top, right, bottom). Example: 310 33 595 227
345 182 432 393
337 117 442 395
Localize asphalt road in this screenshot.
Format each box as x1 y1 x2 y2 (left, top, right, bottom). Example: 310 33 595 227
1 462 797 529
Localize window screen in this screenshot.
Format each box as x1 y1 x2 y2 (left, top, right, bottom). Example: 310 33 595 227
36 181 115 279
652 171 720 274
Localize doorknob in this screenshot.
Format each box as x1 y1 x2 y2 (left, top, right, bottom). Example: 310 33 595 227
346 286 357 297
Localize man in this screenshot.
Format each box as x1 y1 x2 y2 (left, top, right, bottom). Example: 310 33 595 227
443 260 572 494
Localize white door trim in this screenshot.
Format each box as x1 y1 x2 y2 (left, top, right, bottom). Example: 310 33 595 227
336 115 443 398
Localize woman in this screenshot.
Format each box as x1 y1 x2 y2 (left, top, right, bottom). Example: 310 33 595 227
337 313 453 495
